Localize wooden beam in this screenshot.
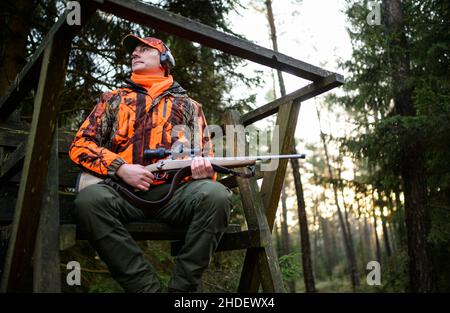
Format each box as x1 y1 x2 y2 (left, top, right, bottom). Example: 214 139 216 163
171 229 254 256
223 110 285 293
0 26 84 292
0 122 75 151
0 124 75 183
241 73 344 126
33 128 61 292
96 0 337 82
260 100 303 230
60 223 244 252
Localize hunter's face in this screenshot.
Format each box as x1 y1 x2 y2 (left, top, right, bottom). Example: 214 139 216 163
131 43 162 75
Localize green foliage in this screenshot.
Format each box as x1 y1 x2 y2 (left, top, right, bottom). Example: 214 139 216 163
319 0 450 292
278 252 302 283
379 249 409 292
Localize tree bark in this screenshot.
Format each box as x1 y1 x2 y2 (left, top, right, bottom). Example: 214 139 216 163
320 216 334 278
274 218 282 256
363 214 373 261
380 200 392 257
370 190 382 263
291 147 316 292
382 0 434 292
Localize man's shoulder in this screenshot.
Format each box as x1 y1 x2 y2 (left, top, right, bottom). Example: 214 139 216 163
189 98 202 109
98 88 136 106
167 81 201 108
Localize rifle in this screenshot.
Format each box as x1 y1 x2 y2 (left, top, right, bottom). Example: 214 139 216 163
76 148 305 210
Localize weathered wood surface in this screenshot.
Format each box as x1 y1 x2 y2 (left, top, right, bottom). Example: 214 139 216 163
223 110 285 293
235 95 305 291
241 73 343 126
33 129 61 292
0 2 95 290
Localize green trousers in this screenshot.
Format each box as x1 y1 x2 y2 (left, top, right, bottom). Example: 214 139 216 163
74 178 232 293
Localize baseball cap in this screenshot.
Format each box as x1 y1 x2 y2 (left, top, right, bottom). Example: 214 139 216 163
122 34 167 54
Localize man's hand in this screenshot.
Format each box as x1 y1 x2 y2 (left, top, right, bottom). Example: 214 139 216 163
191 156 215 180
116 164 154 191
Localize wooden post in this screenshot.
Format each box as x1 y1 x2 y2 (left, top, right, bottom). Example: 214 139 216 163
223 110 285 293
238 98 302 292
0 35 72 292
33 127 61 292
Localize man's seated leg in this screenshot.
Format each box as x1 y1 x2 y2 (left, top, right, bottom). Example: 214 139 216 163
74 183 161 292
147 179 233 292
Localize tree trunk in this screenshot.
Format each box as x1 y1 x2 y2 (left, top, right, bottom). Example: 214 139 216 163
380 200 392 257
265 0 286 96
316 107 360 291
291 147 316 292
274 218 282 256
371 196 382 263
320 216 334 278
393 188 407 247
387 195 398 253
312 198 320 278
382 0 434 292
363 214 373 261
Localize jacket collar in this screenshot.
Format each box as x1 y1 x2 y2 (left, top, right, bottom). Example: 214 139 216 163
123 78 186 96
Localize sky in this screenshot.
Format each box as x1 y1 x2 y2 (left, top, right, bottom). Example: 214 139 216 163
226 0 353 147
225 0 357 227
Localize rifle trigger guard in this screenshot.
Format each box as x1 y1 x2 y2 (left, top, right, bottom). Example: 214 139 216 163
247 165 256 177
154 172 168 180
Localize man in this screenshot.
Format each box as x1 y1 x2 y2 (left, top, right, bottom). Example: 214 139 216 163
69 34 232 293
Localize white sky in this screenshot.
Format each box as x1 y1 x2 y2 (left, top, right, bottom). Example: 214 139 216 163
226 0 353 147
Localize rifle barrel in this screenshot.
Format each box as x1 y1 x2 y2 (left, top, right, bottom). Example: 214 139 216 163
145 154 305 172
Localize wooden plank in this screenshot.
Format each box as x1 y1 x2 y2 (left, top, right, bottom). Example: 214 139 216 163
223 110 284 293
97 0 337 82
0 123 74 151
0 122 30 148
241 74 343 126
60 223 243 252
0 124 75 182
0 142 26 182
0 0 96 121
33 128 61 292
260 98 302 230
0 30 81 292
170 229 256 256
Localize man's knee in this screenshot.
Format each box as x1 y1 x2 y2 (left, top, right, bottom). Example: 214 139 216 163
197 180 232 206
74 183 117 220
193 180 232 227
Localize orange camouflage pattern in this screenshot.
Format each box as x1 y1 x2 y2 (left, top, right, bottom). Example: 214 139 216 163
68 82 214 185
